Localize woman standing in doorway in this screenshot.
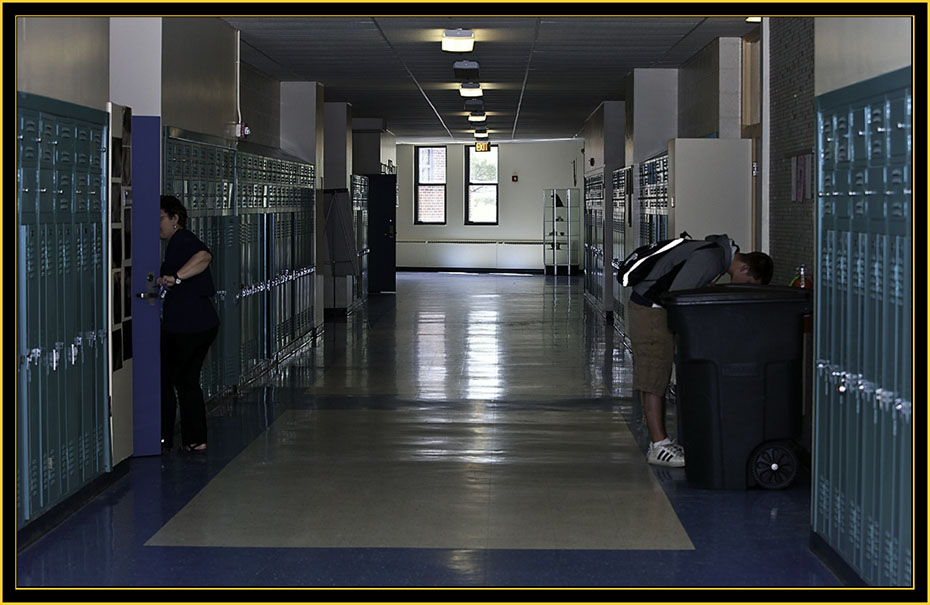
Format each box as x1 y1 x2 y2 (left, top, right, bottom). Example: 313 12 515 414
157 195 219 452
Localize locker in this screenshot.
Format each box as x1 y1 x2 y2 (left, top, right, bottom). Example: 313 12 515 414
38 118 56 167
887 94 910 159
19 166 39 222
814 67 911 586
851 103 869 161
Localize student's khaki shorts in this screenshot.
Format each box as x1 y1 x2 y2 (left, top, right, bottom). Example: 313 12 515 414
628 301 674 396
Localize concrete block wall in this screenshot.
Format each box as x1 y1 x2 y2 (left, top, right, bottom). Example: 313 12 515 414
768 17 816 286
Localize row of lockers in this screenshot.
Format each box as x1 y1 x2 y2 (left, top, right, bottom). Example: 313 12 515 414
819 94 910 165
163 134 317 399
638 154 670 244
812 67 911 587
16 94 111 528
611 167 631 326
582 173 606 304
347 175 370 308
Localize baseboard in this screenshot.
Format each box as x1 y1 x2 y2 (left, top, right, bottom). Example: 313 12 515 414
398 267 544 275
17 459 131 552
808 530 867 586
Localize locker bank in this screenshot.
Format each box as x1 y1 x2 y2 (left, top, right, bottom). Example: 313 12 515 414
13 15 916 591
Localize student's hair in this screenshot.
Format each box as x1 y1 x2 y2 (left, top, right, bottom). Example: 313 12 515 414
739 252 774 285
160 195 188 229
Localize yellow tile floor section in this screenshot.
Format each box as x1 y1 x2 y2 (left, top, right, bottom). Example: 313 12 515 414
147 408 693 550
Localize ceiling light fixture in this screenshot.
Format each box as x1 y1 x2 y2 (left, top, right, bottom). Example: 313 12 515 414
453 60 480 81
459 82 483 97
468 111 487 122
474 129 488 138
746 16 762 22
442 29 475 52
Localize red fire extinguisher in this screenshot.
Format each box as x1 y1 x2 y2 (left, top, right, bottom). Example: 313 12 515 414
789 264 813 289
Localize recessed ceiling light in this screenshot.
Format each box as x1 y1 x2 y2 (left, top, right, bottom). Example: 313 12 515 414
454 60 480 80
459 82 483 97
442 29 475 52
746 16 762 22
468 112 487 122
474 128 488 138
464 99 484 112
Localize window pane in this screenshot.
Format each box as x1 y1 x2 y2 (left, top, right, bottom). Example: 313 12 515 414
468 185 497 223
417 185 445 223
418 147 446 184
469 146 498 183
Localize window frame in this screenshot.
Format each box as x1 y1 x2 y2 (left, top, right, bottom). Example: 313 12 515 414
414 146 447 225
464 144 499 225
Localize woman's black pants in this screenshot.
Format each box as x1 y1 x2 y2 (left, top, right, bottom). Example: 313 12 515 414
161 326 218 447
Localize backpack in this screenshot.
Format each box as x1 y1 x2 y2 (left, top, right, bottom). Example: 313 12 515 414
616 232 693 287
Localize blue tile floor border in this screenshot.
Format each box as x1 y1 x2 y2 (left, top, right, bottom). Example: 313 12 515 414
15 390 843 590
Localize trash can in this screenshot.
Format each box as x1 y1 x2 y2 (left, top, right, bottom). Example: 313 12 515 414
662 285 812 490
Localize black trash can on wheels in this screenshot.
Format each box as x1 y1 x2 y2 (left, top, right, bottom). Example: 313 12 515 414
662 285 812 490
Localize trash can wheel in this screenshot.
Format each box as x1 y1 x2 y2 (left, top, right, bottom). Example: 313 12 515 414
749 441 798 489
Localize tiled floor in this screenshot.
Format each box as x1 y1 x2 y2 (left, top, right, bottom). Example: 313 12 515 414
15 272 842 589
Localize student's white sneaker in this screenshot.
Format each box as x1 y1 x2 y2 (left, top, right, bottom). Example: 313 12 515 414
647 440 685 467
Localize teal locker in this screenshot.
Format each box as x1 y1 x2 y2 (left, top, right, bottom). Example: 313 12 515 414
161 131 315 398
17 95 111 531
813 68 911 587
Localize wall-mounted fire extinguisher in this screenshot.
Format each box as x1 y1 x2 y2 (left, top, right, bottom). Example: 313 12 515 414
789 264 813 289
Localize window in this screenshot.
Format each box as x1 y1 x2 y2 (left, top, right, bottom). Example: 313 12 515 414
415 147 446 224
466 144 498 224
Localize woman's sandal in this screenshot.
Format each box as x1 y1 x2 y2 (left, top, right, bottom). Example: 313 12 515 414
183 443 207 452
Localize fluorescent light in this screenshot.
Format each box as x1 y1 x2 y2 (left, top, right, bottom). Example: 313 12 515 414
459 82 482 97
746 16 762 22
474 129 488 138
468 112 487 122
442 29 475 52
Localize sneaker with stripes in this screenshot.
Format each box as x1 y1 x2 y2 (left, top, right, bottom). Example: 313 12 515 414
646 440 685 467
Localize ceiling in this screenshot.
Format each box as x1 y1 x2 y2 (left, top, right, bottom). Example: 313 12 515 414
221 16 761 144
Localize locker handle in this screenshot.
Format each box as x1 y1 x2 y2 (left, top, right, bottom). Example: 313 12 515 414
50 347 61 371
24 348 42 366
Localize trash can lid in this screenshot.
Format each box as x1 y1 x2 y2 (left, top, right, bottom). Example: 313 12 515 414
661 284 812 307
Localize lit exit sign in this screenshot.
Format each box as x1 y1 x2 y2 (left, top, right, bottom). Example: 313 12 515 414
475 141 491 152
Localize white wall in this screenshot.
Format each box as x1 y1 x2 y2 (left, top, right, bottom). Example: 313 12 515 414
161 17 238 139
17 17 110 110
815 17 912 95
110 18 162 116
396 140 583 269
280 81 322 165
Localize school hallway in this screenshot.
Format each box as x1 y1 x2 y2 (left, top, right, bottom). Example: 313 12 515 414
16 272 841 590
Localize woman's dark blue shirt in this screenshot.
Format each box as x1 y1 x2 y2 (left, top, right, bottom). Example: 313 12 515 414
160 228 220 333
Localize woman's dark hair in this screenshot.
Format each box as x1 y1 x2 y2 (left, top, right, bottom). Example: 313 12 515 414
740 252 774 285
160 195 188 229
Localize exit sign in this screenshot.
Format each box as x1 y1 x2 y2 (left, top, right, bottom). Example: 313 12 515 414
475 141 491 152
